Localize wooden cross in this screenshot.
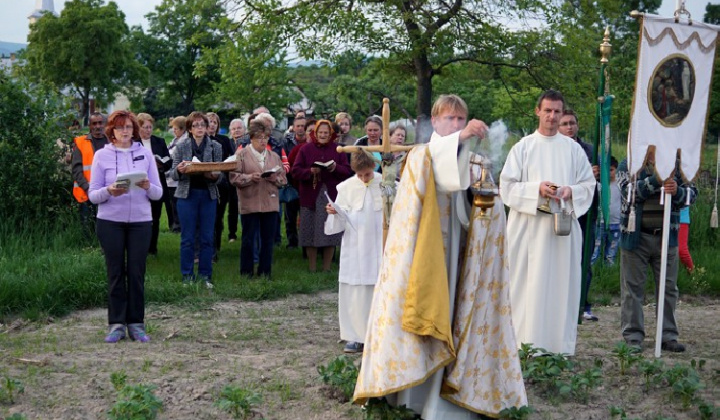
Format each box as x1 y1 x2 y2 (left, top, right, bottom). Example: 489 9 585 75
336 98 416 247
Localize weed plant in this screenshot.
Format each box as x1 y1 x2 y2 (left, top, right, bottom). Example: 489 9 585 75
0 377 24 404
498 405 534 420
107 384 163 420
317 355 359 402
611 342 643 375
214 385 262 420
638 359 665 391
361 397 418 420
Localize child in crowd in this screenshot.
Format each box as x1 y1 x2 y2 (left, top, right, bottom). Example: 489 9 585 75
324 150 383 354
678 206 694 273
592 156 621 266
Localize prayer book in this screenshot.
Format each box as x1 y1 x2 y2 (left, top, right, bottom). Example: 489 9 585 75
313 160 335 169
114 171 147 190
261 165 281 178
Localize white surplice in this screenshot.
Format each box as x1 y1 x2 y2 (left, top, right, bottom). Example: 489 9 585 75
325 173 383 343
354 132 527 419
500 131 596 356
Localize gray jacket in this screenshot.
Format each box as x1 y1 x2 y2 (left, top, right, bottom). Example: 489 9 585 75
170 135 223 200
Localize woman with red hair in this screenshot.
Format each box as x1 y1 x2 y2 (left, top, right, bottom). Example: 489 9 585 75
88 110 163 343
291 120 352 272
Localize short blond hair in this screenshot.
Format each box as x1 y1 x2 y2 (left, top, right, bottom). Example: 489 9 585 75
431 94 468 118
137 113 154 126
335 112 352 124
171 116 187 130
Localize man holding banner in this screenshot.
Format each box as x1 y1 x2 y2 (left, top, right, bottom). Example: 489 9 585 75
617 149 696 352
625 7 718 356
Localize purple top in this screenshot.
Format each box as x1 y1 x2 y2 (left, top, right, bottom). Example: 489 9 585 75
291 142 352 208
88 141 163 223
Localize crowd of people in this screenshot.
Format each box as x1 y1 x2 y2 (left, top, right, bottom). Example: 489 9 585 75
71 90 697 417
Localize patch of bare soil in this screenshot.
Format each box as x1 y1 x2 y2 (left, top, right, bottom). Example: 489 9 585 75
0 293 718 419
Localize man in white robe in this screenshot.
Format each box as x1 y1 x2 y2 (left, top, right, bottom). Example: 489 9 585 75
500 90 596 356
354 95 527 419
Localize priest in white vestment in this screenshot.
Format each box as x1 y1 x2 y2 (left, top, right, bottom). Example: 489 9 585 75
325 151 384 353
354 95 528 419
500 90 596 356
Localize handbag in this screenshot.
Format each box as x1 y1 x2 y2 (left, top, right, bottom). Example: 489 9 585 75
279 185 299 203
553 198 572 236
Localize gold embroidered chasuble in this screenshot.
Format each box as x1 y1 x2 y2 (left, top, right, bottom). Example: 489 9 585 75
354 139 527 417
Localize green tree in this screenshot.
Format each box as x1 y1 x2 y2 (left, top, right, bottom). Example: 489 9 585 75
0 74 75 228
234 0 557 131
130 0 226 116
194 22 300 116
24 0 145 123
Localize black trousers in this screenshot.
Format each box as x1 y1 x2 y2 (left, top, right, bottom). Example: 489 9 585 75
150 196 164 254
162 185 175 229
240 212 278 276
96 219 151 326
227 187 238 240
215 182 230 252
284 198 300 247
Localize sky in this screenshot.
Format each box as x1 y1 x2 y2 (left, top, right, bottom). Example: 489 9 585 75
0 0 715 45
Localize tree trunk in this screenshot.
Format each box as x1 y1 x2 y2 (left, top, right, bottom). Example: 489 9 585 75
414 54 434 143
81 91 91 127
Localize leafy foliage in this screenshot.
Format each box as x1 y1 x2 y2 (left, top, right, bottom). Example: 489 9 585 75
23 0 146 121
611 341 643 375
0 74 75 229
499 405 534 420
361 397 418 420
195 20 300 117
0 376 25 404
108 384 163 420
214 385 263 420
317 355 359 402
129 0 226 116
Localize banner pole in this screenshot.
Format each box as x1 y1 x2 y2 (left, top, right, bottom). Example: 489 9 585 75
654 192 672 358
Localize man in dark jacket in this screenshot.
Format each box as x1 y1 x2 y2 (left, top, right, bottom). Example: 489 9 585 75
617 148 697 352
71 112 109 241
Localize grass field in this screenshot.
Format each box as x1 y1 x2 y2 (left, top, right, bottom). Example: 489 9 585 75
1 143 719 320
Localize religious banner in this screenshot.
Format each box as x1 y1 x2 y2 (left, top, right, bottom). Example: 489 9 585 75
628 14 719 180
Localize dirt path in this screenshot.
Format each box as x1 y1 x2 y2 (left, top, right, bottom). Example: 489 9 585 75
1 293 718 419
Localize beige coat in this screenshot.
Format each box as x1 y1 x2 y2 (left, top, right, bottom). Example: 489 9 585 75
230 146 287 214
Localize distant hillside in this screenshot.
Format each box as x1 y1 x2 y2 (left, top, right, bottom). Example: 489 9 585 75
0 41 26 56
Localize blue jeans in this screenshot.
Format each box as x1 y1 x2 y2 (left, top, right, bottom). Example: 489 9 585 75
592 222 620 266
177 189 217 279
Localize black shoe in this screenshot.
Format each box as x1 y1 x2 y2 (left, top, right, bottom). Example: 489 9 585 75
626 340 643 352
661 340 686 353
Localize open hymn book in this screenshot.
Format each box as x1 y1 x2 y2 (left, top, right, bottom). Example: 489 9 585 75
261 165 281 178
312 160 335 169
114 171 147 190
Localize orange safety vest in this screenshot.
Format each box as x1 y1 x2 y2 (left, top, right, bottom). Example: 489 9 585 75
72 135 95 203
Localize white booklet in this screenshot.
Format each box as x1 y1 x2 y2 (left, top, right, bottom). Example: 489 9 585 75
324 191 355 231
115 171 147 190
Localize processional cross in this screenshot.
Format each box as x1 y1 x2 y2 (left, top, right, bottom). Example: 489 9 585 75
336 98 415 247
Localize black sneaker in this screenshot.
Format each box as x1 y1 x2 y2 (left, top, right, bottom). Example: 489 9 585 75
626 340 643 352
661 340 686 353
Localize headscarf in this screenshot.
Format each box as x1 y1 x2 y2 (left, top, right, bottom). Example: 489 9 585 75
308 119 338 146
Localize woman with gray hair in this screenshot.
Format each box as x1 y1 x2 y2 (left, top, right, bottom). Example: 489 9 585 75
230 120 287 277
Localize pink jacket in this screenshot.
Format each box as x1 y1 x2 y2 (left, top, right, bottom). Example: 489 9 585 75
230 146 288 214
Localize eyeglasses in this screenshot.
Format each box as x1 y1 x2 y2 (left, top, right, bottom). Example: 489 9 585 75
114 125 134 131
192 123 207 128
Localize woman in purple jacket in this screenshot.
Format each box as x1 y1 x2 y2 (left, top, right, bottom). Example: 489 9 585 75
291 120 352 272
89 110 163 344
